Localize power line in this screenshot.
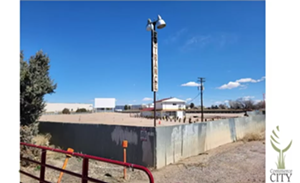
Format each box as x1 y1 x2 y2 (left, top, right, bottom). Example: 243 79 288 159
186 93 200 104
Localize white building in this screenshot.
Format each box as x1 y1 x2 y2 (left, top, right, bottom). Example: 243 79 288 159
140 97 186 118
44 103 93 113
94 98 116 112
146 103 154 108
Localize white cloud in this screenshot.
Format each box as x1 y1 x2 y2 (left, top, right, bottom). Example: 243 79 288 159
186 98 192 101
239 85 248 90
142 97 152 101
236 78 257 83
241 96 255 101
214 101 223 105
180 33 238 52
218 81 241 89
181 81 200 87
164 28 188 44
236 76 265 83
254 99 262 104
218 76 265 90
181 35 212 51
257 76 266 82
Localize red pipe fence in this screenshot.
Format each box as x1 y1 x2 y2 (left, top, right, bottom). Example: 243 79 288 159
20 142 154 183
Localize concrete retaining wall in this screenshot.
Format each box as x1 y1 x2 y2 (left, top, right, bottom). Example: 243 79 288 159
247 110 264 116
39 114 265 169
39 122 155 167
155 115 265 168
235 115 265 140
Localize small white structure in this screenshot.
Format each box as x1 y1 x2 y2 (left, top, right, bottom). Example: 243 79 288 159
44 103 93 113
140 97 186 118
94 98 116 112
146 103 154 108
156 97 186 110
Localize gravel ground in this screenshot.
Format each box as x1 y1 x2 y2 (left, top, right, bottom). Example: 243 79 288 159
20 140 265 183
39 112 244 127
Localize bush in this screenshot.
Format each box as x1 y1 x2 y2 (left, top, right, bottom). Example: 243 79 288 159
76 108 87 113
62 108 70 114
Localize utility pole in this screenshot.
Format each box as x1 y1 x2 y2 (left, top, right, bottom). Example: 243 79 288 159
198 77 205 122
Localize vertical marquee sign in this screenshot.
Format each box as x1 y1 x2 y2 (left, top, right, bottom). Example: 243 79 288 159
152 31 158 92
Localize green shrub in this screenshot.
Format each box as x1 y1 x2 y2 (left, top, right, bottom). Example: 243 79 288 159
62 108 70 114
76 108 87 113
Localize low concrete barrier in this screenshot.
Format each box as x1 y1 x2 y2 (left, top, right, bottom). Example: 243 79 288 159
39 122 155 167
39 114 265 169
155 115 265 168
235 115 265 140
205 119 233 151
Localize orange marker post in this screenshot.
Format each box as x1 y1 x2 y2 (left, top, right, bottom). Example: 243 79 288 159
122 140 128 180
57 148 74 183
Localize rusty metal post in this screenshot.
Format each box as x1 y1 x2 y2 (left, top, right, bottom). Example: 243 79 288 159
40 149 47 183
81 158 89 183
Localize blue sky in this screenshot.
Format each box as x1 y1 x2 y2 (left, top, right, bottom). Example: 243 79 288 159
20 1 265 107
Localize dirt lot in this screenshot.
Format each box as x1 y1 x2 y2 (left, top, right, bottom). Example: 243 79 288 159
39 112 244 127
20 140 265 183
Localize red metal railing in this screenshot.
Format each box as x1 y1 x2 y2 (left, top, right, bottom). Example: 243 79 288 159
20 142 154 183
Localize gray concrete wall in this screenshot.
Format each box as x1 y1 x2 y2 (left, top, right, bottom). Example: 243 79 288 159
235 114 265 140
155 123 207 168
39 114 265 169
39 122 155 167
155 115 265 168
247 110 264 116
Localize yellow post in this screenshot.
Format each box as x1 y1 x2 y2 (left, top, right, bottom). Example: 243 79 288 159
122 140 128 180
57 148 74 183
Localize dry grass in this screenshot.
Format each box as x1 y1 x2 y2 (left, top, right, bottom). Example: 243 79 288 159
242 132 265 142
240 124 265 142
31 133 52 146
30 133 66 160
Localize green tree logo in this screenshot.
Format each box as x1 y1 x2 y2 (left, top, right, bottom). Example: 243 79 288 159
270 126 293 169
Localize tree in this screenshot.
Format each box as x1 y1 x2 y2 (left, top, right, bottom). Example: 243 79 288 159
20 51 57 138
62 108 71 114
128 105 131 110
124 105 128 110
76 108 87 113
218 104 227 109
211 105 219 109
190 103 195 109
241 100 255 110
253 101 265 110
228 100 242 109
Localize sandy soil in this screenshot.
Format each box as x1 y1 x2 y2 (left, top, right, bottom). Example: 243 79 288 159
39 112 244 127
20 140 265 183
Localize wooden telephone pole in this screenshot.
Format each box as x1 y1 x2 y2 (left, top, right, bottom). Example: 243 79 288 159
198 77 205 122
